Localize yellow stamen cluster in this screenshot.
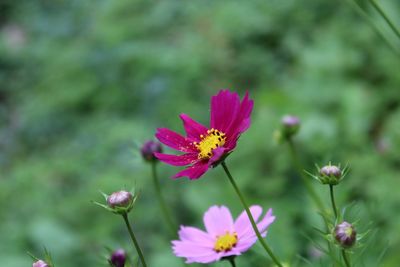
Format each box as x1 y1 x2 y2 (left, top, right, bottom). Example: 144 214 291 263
193 128 226 160
214 232 238 252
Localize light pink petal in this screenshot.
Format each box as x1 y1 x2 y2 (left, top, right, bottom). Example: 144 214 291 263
208 147 226 165
210 90 241 133
172 161 209 180
234 236 258 252
219 249 242 259
155 128 197 153
256 208 275 234
238 208 275 241
185 253 221 264
177 226 214 245
155 153 198 166
172 240 215 257
203 205 234 236
179 114 208 141
234 205 263 239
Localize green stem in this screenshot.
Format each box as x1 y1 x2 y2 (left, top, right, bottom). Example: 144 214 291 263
229 257 237 267
329 185 338 219
122 213 148 267
221 162 283 267
344 0 400 55
286 139 335 260
342 249 351 267
151 162 176 235
369 0 400 40
287 139 327 217
329 179 351 267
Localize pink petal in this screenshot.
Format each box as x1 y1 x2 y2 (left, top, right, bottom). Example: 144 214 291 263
179 114 208 141
234 237 258 252
234 205 263 239
225 91 254 149
155 153 198 166
172 240 215 258
172 161 209 179
208 147 226 165
203 205 234 236
237 207 275 241
155 128 197 153
219 249 242 259
177 226 214 245
210 90 241 133
256 208 275 234
185 253 222 264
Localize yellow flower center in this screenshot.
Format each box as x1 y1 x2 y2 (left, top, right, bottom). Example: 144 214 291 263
214 232 238 252
193 128 226 160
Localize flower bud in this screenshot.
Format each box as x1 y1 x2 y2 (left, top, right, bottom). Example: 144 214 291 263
94 190 137 215
141 140 162 162
320 165 341 178
281 115 300 138
319 165 342 185
33 260 49 267
334 221 357 248
109 249 126 267
107 191 133 209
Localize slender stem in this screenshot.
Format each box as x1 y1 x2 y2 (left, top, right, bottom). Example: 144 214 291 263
330 180 351 267
287 139 334 259
122 213 148 267
287 139 327 217
151 162 176 235
369 0 400 40
329 185 338 219
229 257 237 267
343 0 400 55
342 249 351 267
221 162 283 267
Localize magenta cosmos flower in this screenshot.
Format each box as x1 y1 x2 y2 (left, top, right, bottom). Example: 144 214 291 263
172 205 275 264
155 90 254 179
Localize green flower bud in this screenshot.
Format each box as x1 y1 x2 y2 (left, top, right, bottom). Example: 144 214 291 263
106 190 135 214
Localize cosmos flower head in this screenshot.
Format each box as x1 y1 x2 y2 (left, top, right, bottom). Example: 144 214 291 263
172 205 275 264
155 90 254 179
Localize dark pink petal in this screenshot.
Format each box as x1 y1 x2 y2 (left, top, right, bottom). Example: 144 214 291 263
177 226 214 245
179 114 208 141
156 128 197 153
210 90 241 133
225 91 254 149
234 205 263 239
155 153 198 166
208 147 226 165
203 205 234 236
172 161 209 180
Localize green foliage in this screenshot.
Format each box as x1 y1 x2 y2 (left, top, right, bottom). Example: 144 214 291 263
0 0 399 266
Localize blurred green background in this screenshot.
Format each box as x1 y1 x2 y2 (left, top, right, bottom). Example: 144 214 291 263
1 0 399 266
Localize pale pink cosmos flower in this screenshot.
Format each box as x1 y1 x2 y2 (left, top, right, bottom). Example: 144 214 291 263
172 205 275 264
